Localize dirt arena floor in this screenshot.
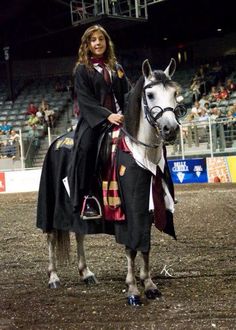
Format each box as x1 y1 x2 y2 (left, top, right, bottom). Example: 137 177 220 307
0 183 235 330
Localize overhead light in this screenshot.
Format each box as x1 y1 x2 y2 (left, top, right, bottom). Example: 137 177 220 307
163 37 168 41
47 50 52 54
217 28 222 32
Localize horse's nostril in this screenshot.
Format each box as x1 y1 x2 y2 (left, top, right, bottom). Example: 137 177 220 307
163 126 170 133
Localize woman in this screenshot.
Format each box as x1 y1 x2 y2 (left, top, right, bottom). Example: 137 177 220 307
68 24 130 218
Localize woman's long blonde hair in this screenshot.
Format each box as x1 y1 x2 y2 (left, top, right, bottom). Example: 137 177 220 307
74 25 117 71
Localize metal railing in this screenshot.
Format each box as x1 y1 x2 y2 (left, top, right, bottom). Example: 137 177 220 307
1 117 236 170
167 117 236 159
70 0 148 25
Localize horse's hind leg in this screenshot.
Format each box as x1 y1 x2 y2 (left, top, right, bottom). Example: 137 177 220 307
125 247 142 306
140 251 162 299
75 233 98 285
47 231 60 288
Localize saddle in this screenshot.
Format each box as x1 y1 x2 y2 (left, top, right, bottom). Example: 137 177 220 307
97 124 113 168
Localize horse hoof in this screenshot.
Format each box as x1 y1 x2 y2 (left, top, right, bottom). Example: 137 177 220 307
127 295 142 306
145 288 162 300
48 281 60 289
84 275 98 285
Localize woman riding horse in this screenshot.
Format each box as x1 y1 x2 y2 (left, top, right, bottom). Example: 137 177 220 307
37 30 186 303
68 24 130 218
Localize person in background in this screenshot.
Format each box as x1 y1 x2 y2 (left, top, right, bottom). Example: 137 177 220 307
225 78 236 94
0 121 12 135
27 113 40 127
26 102 38 115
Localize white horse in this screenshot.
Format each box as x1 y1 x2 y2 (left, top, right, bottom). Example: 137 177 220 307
37 58 186 306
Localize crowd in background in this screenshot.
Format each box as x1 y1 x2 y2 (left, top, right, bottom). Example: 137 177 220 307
184 60 236 123
0 57 236 161
0 123 20 159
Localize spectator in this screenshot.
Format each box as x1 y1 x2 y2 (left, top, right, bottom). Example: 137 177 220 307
191 101 202 115
198 108 209 121
0 121 12 135
27 113 40 127
39 98 49 112
8 130 20 159
0 139 15 158
208 86 220 102
9 129 20 144
203 102 211 114
225 79 236 94
26 102 38 115
199 94 209 108
36 108 45 125
210 107 220 120
229 102 236 118
190 75 201 102
218 85 229 100
44 108 55 128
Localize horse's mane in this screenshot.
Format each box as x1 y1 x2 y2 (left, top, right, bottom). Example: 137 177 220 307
124 70 179 138
124 75 144 138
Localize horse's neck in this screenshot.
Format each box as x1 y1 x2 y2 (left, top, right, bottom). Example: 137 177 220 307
125 114 162 175
136 114 162 165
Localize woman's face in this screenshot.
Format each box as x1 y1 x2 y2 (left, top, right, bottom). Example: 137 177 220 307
88 30 107 58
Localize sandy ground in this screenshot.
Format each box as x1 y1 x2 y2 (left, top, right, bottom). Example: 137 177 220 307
0 183 235 330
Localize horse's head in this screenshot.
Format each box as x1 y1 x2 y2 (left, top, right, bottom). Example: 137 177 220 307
141 59 186 142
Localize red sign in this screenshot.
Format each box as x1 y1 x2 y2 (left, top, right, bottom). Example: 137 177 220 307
0 172 6 192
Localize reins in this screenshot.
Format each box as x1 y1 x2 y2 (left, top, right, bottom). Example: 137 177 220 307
120 127 161 149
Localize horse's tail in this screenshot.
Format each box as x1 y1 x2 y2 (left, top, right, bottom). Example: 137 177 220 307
55 230 71 265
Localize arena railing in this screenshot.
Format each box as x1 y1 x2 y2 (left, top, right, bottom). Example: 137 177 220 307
1 117 236 171
167 117 236 159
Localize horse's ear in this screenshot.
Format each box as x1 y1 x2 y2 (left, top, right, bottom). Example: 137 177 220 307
142 59 152 79
164 58 176 78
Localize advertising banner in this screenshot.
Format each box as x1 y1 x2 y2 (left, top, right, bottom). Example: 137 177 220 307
206 157 231 183
226 156 236 183
168 158 208 184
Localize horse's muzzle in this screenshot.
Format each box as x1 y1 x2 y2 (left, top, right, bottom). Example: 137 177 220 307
162 124 179 142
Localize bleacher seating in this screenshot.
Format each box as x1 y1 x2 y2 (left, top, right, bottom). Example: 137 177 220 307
0 75 72 137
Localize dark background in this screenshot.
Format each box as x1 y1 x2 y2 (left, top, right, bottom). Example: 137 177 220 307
0 0 235 60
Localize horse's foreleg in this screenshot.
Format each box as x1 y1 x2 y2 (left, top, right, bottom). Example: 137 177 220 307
75 233 98 285
140 251 162 299
125 247 142 306
47 231 60 288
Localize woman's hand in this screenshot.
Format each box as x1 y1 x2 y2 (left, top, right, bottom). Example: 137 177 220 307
107 113 124 125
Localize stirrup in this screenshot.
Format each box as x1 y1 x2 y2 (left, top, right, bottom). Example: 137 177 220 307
80 195 102 220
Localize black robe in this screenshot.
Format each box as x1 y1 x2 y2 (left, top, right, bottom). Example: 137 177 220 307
37 131 152 252
36 65 176 252
68 63 130 212
36 131 175 253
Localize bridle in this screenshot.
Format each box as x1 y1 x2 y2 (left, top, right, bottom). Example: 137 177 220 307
121 80 187 149
142 81 187 127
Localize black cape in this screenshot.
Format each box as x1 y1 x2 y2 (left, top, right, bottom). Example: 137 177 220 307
37 131 175 253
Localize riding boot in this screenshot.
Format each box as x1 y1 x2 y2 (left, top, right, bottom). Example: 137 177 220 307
83 200 99 218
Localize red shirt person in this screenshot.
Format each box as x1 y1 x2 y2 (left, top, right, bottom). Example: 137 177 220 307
26 102 38 115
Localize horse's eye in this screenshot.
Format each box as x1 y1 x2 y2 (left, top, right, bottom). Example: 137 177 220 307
147 93 154 100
